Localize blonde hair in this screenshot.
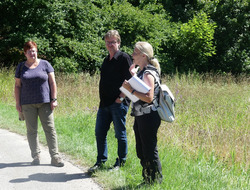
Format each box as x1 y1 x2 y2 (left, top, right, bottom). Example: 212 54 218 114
135 42 161 74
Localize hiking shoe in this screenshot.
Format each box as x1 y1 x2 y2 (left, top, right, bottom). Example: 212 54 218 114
51 156 64 167
31 155 40 165
88 162 104 174
109 158 125 171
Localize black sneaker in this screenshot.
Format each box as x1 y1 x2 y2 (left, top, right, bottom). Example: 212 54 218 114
88 162 104 174
109 158 125 171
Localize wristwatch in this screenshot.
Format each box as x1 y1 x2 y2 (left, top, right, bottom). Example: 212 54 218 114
51 98 57 102
119 96 124 102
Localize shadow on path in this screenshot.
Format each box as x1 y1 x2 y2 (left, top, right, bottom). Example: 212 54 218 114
9 172 90 183
0 162 42 169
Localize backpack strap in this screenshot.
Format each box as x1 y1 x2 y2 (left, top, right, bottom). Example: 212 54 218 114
19 62 25 76
145 70 160 86
145 70 161 108
146 70 175 100
146 70 175 106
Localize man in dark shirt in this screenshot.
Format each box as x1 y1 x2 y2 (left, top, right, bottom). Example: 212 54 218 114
88 30 132 174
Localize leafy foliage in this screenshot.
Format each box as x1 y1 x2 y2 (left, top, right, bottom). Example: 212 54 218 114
0 0 249 74
0 0 105 73
204 0 250 73
162 12 217 73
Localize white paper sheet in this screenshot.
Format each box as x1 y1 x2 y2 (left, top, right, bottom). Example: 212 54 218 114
120 75 151 102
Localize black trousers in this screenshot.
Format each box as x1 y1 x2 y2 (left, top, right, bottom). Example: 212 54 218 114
133 110 162 182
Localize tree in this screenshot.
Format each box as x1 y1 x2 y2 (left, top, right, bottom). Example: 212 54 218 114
160 12 216 73
0 0 106 73
204 0 250 73
0 0 249 74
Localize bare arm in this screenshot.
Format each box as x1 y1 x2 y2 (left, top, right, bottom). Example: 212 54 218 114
122 73 155 103
48 72 58 110
14 78 22 112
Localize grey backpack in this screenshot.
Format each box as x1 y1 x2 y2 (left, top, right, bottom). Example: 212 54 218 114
147 70 175 122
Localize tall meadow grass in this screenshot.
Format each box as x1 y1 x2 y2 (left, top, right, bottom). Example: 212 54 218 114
0 67 249 189
160 72 249 166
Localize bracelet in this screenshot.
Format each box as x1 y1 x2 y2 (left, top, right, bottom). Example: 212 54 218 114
131 89 136 94
51 98 57 102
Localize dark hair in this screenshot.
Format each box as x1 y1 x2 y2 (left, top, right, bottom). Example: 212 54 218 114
23 41 37 52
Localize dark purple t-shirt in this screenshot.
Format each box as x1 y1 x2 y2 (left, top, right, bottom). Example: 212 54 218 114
15 59 54 105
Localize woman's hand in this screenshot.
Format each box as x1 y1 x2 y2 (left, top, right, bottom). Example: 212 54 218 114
129 63 139 76
122 80 133 92
16 104 22 112
50 100 58 111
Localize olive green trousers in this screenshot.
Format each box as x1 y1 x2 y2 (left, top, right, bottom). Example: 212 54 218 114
22 103 59 159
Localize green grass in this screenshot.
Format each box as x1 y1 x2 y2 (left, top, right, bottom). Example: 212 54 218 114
0 67 249 189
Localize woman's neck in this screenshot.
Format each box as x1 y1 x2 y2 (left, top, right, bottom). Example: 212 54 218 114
139 61 148 70
25 59 40 68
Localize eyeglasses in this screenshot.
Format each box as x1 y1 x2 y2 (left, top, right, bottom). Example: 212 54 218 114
105 41 118 45
132 50 141 56
26 50 37 54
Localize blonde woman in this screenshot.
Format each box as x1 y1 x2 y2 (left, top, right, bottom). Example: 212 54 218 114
122 42 162 184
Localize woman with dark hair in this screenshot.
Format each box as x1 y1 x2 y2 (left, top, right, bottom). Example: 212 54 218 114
14 41 64 167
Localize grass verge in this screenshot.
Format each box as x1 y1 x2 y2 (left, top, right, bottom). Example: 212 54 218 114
0 68 249 189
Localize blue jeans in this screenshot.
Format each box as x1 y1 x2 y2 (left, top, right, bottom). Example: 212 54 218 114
95 102 128 163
